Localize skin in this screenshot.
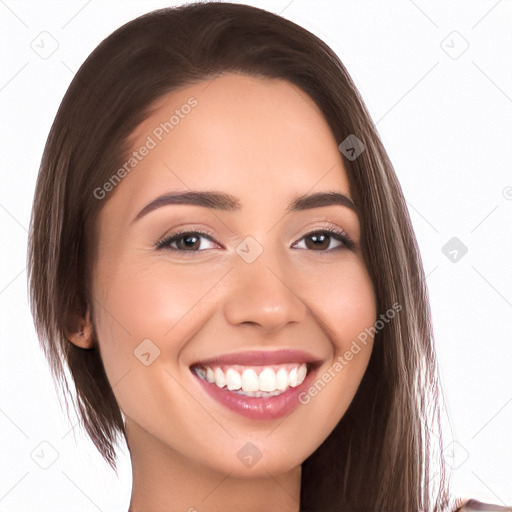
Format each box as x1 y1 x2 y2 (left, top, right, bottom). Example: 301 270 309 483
67 73 377 512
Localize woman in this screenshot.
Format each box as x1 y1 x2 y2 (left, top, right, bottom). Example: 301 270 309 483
27 2 511 511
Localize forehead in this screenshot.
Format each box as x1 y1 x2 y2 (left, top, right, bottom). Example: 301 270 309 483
103 73 351 218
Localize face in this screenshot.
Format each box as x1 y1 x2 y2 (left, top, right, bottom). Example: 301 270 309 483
89 73 377 477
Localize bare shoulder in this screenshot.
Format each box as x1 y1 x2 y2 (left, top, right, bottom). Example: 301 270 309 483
455 499 512 511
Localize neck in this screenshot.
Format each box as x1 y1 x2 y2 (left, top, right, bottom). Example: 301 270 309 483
126 419 301 512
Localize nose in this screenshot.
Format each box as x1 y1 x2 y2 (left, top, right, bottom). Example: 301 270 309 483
222 252 308 334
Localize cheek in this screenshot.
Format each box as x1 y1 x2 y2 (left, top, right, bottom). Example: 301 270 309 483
290 259 376 435
90 255 226 384
300 256 377 347
93 253 224 340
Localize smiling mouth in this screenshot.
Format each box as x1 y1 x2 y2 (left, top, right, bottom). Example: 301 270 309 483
192 362 310 398
188 349 323 419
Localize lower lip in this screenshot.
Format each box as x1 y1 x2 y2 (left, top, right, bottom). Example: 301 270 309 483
191 366 316 420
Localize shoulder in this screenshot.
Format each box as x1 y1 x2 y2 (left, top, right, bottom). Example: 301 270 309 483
455 499 512 511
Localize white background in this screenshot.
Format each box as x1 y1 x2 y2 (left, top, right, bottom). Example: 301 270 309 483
0 0 511 510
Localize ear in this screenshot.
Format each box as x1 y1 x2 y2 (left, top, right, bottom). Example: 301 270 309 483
64 308 95 349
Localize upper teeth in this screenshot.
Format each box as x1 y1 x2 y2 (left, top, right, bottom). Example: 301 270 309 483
194 363 308 395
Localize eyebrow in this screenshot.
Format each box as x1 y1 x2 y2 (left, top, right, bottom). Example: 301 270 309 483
131 190 357 224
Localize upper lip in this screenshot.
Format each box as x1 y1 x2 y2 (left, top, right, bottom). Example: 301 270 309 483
190 349 324 368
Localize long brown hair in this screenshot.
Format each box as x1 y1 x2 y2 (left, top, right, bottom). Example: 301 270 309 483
27 2 454 510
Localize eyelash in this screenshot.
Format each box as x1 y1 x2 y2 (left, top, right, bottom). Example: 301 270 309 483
155 225 355 253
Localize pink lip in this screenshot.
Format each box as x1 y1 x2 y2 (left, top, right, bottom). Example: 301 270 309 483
190 349 322 367
190 350 322 420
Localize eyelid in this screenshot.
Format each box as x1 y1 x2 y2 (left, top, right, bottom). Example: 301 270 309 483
155 227 221 250
155 221 355 253
292 221 355 251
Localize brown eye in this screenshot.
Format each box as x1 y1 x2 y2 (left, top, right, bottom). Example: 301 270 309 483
293 229 353 252
304 232 331 250
175 234 201 250
156 231 218 251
